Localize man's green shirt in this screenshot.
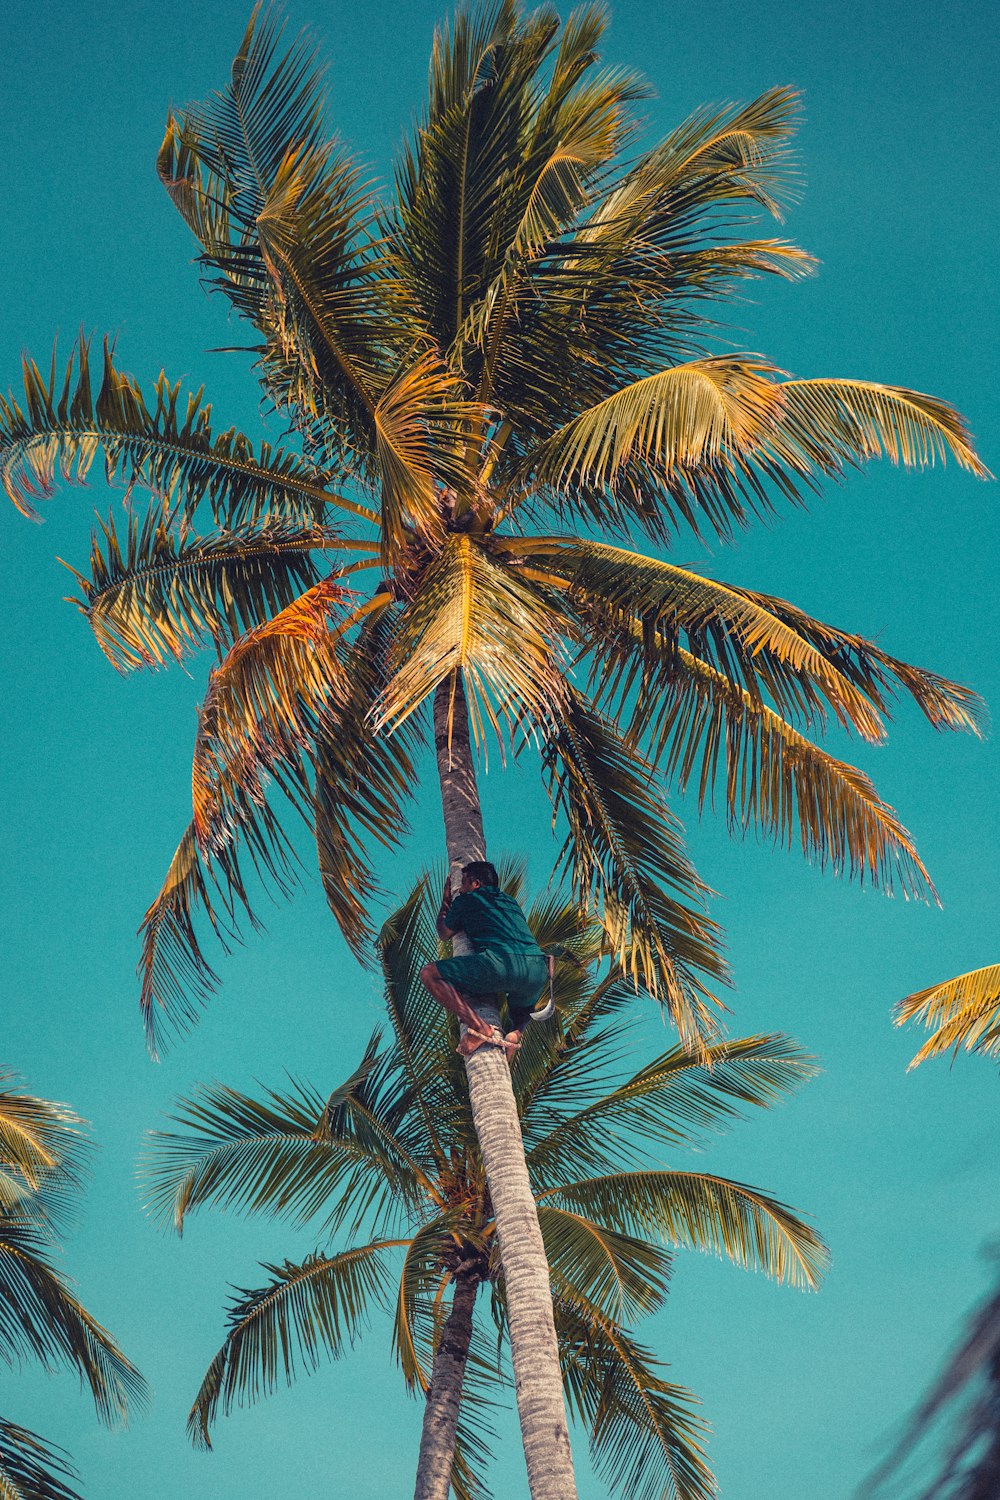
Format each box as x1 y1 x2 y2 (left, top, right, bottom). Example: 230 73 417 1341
445 888 543 956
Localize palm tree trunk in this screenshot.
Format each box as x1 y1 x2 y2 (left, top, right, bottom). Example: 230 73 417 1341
431 674 578 1500
413 1271 478 1500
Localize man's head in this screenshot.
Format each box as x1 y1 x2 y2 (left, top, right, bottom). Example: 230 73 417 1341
460 860 499 892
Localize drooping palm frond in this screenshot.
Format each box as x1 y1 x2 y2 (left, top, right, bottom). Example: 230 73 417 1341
372 534 566 748
554 1291 714 1500
0 1419 83 1500
140 1041 396 1232
0 337 365 527
537 1205 672 1324
0 1215 146 1426
895 965 1000 1068
543 1171 827 1290
523 1034 817 1190
190 574 351 853
640 648 934 898
0 1076 86 1232
137 803 298 1057
540 690 727 1051
187 1238 407 1449
64 501 369 671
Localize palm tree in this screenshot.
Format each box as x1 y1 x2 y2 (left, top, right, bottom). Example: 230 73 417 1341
862 972 1000 1497
1 5 985 1490
0 1071 146 1500
144 873 827 1500
896 966 1000 1068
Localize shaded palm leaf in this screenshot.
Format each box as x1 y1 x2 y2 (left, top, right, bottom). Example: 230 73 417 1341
895 965 1000 1068
0 1077 85 1231
540 690 727 1050
544 1170 828 1290
64 502 367 671
537 1205 671 1324
0 1420 83 1500
0 1216 146 1425
554 1291 713 1500
523 1034 816 1189
187 1238 407 1449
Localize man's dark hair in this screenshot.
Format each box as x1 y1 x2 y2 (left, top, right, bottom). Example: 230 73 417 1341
463 860 499 887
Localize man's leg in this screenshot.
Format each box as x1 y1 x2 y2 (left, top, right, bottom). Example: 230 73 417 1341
419 963 502 1055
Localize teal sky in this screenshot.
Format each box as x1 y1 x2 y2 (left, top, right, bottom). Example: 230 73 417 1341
1 1 997 1496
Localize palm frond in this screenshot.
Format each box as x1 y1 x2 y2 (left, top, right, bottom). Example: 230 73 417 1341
768 378 990 480
0 337 364 526
540 689 727 1052
862 1277 1000 1499
554 1291 714 1500
643 647 934 898
0 1419 83 1500
65 502 366 671
190 574 351 855
0 1216 146 1424
372 535 566 748
523 1033 817 1186
895 964 1000 1068
311 607 421 961
512 534 983 738
137 806 297 1058
0 1077 86 1236
544 1170 828 1290
187 1238 405 1449
140 1041 402 1232
537 1205 671 1323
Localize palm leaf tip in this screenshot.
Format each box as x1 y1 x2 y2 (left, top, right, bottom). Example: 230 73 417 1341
895 963 1000 1067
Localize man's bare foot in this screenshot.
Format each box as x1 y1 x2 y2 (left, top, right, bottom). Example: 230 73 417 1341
502 1030 523 1062
456 1026 504 1058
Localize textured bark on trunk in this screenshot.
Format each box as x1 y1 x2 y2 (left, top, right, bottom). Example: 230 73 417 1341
432 676 578 1500
412 1272 478 1500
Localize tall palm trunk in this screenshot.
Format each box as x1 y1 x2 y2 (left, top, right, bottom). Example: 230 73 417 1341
413 1270 479 1500
426 673 578 1500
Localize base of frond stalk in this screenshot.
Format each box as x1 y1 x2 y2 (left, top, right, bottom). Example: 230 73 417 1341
413 1273 479 1500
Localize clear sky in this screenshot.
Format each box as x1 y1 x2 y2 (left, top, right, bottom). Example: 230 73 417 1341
1 1 997 1496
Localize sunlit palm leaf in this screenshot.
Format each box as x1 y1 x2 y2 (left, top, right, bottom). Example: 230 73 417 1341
540 689 727 1051
544 1170 828 1290
190 574 351 854
312 608 421 961
0 337 363 526
643 647 934 898
187 1238 406 1449
64 502 363 671
0 1077 86 1235
554 1291 714 1500
0 1216 146 1424
0 1419 83 1500
512 534 983 738
895 964 1000 1068
372 534 566 747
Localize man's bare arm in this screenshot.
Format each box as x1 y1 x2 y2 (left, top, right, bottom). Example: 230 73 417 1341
436 877 455 941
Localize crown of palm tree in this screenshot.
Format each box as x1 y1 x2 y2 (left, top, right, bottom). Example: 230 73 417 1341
143 871 826 1500
0 1072 147 1500
0 2 986 1058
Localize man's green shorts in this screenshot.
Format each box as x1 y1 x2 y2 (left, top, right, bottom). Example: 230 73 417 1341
436 949 549 1018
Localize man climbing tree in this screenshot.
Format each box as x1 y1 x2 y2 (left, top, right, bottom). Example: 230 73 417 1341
422 862 554 1059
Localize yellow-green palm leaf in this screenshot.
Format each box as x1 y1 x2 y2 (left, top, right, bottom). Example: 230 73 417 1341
895 964 1000 1067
